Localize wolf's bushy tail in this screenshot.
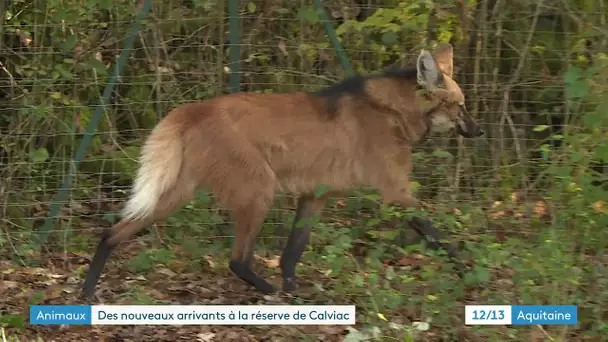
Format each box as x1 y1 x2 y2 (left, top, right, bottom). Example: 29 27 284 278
81 119 185 300
122 120 184 221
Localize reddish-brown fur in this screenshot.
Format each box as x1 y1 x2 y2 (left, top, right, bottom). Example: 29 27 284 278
81 43 483 298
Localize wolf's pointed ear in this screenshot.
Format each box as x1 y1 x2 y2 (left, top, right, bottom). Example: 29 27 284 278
417 50 443 90
431 43 454 77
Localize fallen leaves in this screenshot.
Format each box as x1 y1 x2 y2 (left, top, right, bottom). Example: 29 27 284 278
592 200 608 214
487 192 550 222
1 267 15 275
1 280 20 289
197 331 216 342
204 255 216 269
254 254 280 268
1 249 346 341
412 321 430 331
278 40 288 56
155 267 177 278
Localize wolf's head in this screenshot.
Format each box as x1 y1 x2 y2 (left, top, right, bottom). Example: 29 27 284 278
416 44 483 138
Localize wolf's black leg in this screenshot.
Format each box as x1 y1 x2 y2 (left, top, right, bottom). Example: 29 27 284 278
407 216 467 277
279 195 316 292
81 229 116 300
229 250 277 294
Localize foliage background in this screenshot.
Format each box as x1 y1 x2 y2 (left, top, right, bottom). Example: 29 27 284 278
1 0 607 341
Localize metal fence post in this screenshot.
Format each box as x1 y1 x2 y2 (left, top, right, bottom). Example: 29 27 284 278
228 0 241 93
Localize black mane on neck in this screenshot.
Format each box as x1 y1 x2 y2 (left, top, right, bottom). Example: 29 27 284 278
310 66 419 116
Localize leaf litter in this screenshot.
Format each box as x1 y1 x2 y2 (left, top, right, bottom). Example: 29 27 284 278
0 248 355 342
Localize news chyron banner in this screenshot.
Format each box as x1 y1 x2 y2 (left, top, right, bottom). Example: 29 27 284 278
29 304 578 326
30 305 356 325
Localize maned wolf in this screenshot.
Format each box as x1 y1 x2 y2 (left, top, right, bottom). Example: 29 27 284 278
81 43 483 298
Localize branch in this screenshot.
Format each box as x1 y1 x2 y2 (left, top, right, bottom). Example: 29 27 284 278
500 0 545 191
504 0 545 92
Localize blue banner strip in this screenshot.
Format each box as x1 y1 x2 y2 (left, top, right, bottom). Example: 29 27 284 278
30 305 92 325
28 304 578 326
511 305 578 325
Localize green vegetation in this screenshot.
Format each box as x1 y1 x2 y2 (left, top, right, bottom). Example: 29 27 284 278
1 0 606 340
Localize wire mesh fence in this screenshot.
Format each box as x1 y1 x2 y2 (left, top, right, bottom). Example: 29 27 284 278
1 0 606 265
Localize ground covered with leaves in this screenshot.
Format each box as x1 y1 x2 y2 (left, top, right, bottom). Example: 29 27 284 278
2 210 606 342
1 245 355 342
1 186 606 342
0 244 448 342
